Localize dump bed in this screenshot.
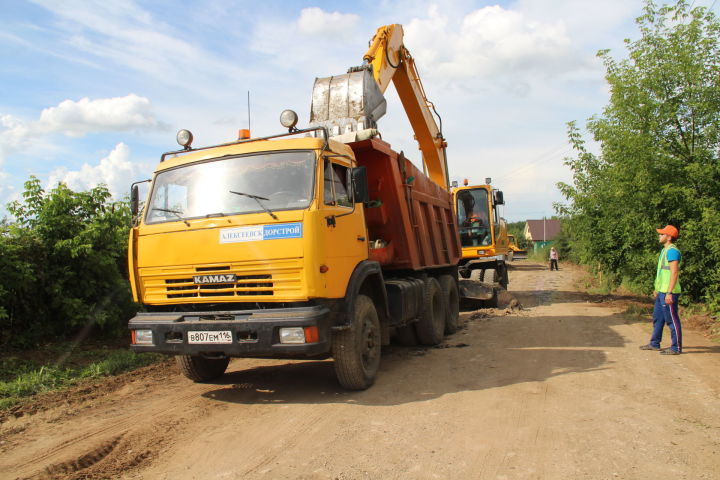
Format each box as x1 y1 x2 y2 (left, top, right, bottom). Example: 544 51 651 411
350 138 461 271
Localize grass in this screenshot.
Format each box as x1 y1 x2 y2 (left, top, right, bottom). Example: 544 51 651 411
0 348 164 411
527 245 551 263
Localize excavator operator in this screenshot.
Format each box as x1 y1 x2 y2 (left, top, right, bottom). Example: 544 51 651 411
458 191 489 246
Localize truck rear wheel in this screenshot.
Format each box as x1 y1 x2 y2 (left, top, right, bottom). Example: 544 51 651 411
439 274 460 334
175 355 230 382
332 294 381 390
415 277 445 345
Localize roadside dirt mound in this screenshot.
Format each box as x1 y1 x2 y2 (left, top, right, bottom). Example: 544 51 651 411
1 359 175 424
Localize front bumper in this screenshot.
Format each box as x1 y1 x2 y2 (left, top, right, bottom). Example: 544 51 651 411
129 305 331 358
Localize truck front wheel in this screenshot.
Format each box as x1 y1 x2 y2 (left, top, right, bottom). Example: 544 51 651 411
332 294 381 390
175 355 230 382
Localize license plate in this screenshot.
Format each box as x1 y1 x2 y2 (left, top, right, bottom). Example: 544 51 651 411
188 330 233 344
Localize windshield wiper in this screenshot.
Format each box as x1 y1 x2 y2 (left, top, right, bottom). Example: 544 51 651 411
152 207 190 227
229 191 278 220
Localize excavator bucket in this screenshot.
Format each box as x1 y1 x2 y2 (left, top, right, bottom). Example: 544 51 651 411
309 68 387 137
458 279 497 301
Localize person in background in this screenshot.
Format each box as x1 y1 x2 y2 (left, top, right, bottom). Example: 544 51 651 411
640 224 683 355
549 247 559 271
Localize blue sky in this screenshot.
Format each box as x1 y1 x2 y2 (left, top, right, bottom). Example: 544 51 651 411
2 0 716 221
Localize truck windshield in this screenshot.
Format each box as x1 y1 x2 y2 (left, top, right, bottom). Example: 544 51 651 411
456 189 491 247
145 150 316 224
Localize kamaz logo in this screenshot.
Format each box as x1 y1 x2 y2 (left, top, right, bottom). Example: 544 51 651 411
193 274 237 285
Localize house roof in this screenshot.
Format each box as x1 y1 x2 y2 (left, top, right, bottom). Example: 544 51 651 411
525 219 561 241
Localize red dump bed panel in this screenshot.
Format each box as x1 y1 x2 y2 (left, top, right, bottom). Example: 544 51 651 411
350 138 461 271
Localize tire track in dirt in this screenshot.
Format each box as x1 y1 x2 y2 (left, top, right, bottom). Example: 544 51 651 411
3 262 720 480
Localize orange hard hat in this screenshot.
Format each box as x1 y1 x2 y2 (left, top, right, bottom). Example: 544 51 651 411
656 225 679 238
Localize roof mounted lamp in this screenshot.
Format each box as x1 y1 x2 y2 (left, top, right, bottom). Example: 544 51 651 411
176 129 193 150
280 109 299 132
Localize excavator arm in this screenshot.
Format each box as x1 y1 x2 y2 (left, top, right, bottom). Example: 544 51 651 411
362 24 449 189
309 24 449 189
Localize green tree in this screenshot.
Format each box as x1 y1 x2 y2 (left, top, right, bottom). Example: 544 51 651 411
557 0 720 309
1 177 137 346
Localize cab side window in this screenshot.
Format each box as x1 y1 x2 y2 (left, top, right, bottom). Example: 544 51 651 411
323 160 351 207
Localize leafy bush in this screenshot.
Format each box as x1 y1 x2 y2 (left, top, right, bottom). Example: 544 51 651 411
1 177 138 346
556 1 720 316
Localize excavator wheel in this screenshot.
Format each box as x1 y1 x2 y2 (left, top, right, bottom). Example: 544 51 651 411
483 268 497 283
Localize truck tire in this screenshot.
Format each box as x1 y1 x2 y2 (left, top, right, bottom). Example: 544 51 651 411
175 355 230 382
332 294 381 390
439 274 460 334
415 277 445 345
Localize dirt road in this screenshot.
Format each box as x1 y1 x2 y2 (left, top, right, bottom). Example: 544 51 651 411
2 262 719 480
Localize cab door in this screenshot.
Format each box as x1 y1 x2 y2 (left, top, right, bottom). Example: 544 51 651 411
318 157 368 297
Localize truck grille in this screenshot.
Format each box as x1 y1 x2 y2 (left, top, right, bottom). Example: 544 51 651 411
139 259 303 303
165 274 273 298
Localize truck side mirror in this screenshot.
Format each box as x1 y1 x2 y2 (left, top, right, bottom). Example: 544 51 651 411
493 190 504 206
350 166 369 204
131 184 139 216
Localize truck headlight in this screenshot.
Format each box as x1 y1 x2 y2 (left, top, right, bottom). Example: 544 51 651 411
279 327 305 344
132 329 154 345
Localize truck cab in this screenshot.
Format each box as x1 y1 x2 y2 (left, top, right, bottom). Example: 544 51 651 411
128 125 461 390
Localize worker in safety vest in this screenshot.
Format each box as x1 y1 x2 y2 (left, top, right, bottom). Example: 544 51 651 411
640 224 682 354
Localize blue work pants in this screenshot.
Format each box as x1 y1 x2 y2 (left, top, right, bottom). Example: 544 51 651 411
650 293 682 353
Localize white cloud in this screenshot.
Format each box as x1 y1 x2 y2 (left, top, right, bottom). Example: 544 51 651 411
250 7 364 68
0 94 162 162
403 4 583 92
47 142 143 198
38 94 161 137
297 7 360 36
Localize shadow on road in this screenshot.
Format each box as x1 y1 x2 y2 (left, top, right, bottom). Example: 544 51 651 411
201 311 626 407
509 290 652 309
507 263 548 272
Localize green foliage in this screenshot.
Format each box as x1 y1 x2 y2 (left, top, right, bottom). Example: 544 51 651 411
1 177 138 346
506 221 529 249
527 245 550 263
557 0 720 315
0 350 162 410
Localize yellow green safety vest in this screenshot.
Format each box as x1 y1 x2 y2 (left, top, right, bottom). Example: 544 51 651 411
654 245 681 294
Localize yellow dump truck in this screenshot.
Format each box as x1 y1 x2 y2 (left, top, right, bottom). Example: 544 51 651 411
452 179 510 288
127 24 468 390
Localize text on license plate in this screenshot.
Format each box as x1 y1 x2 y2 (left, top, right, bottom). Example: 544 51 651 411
188 331 233 344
